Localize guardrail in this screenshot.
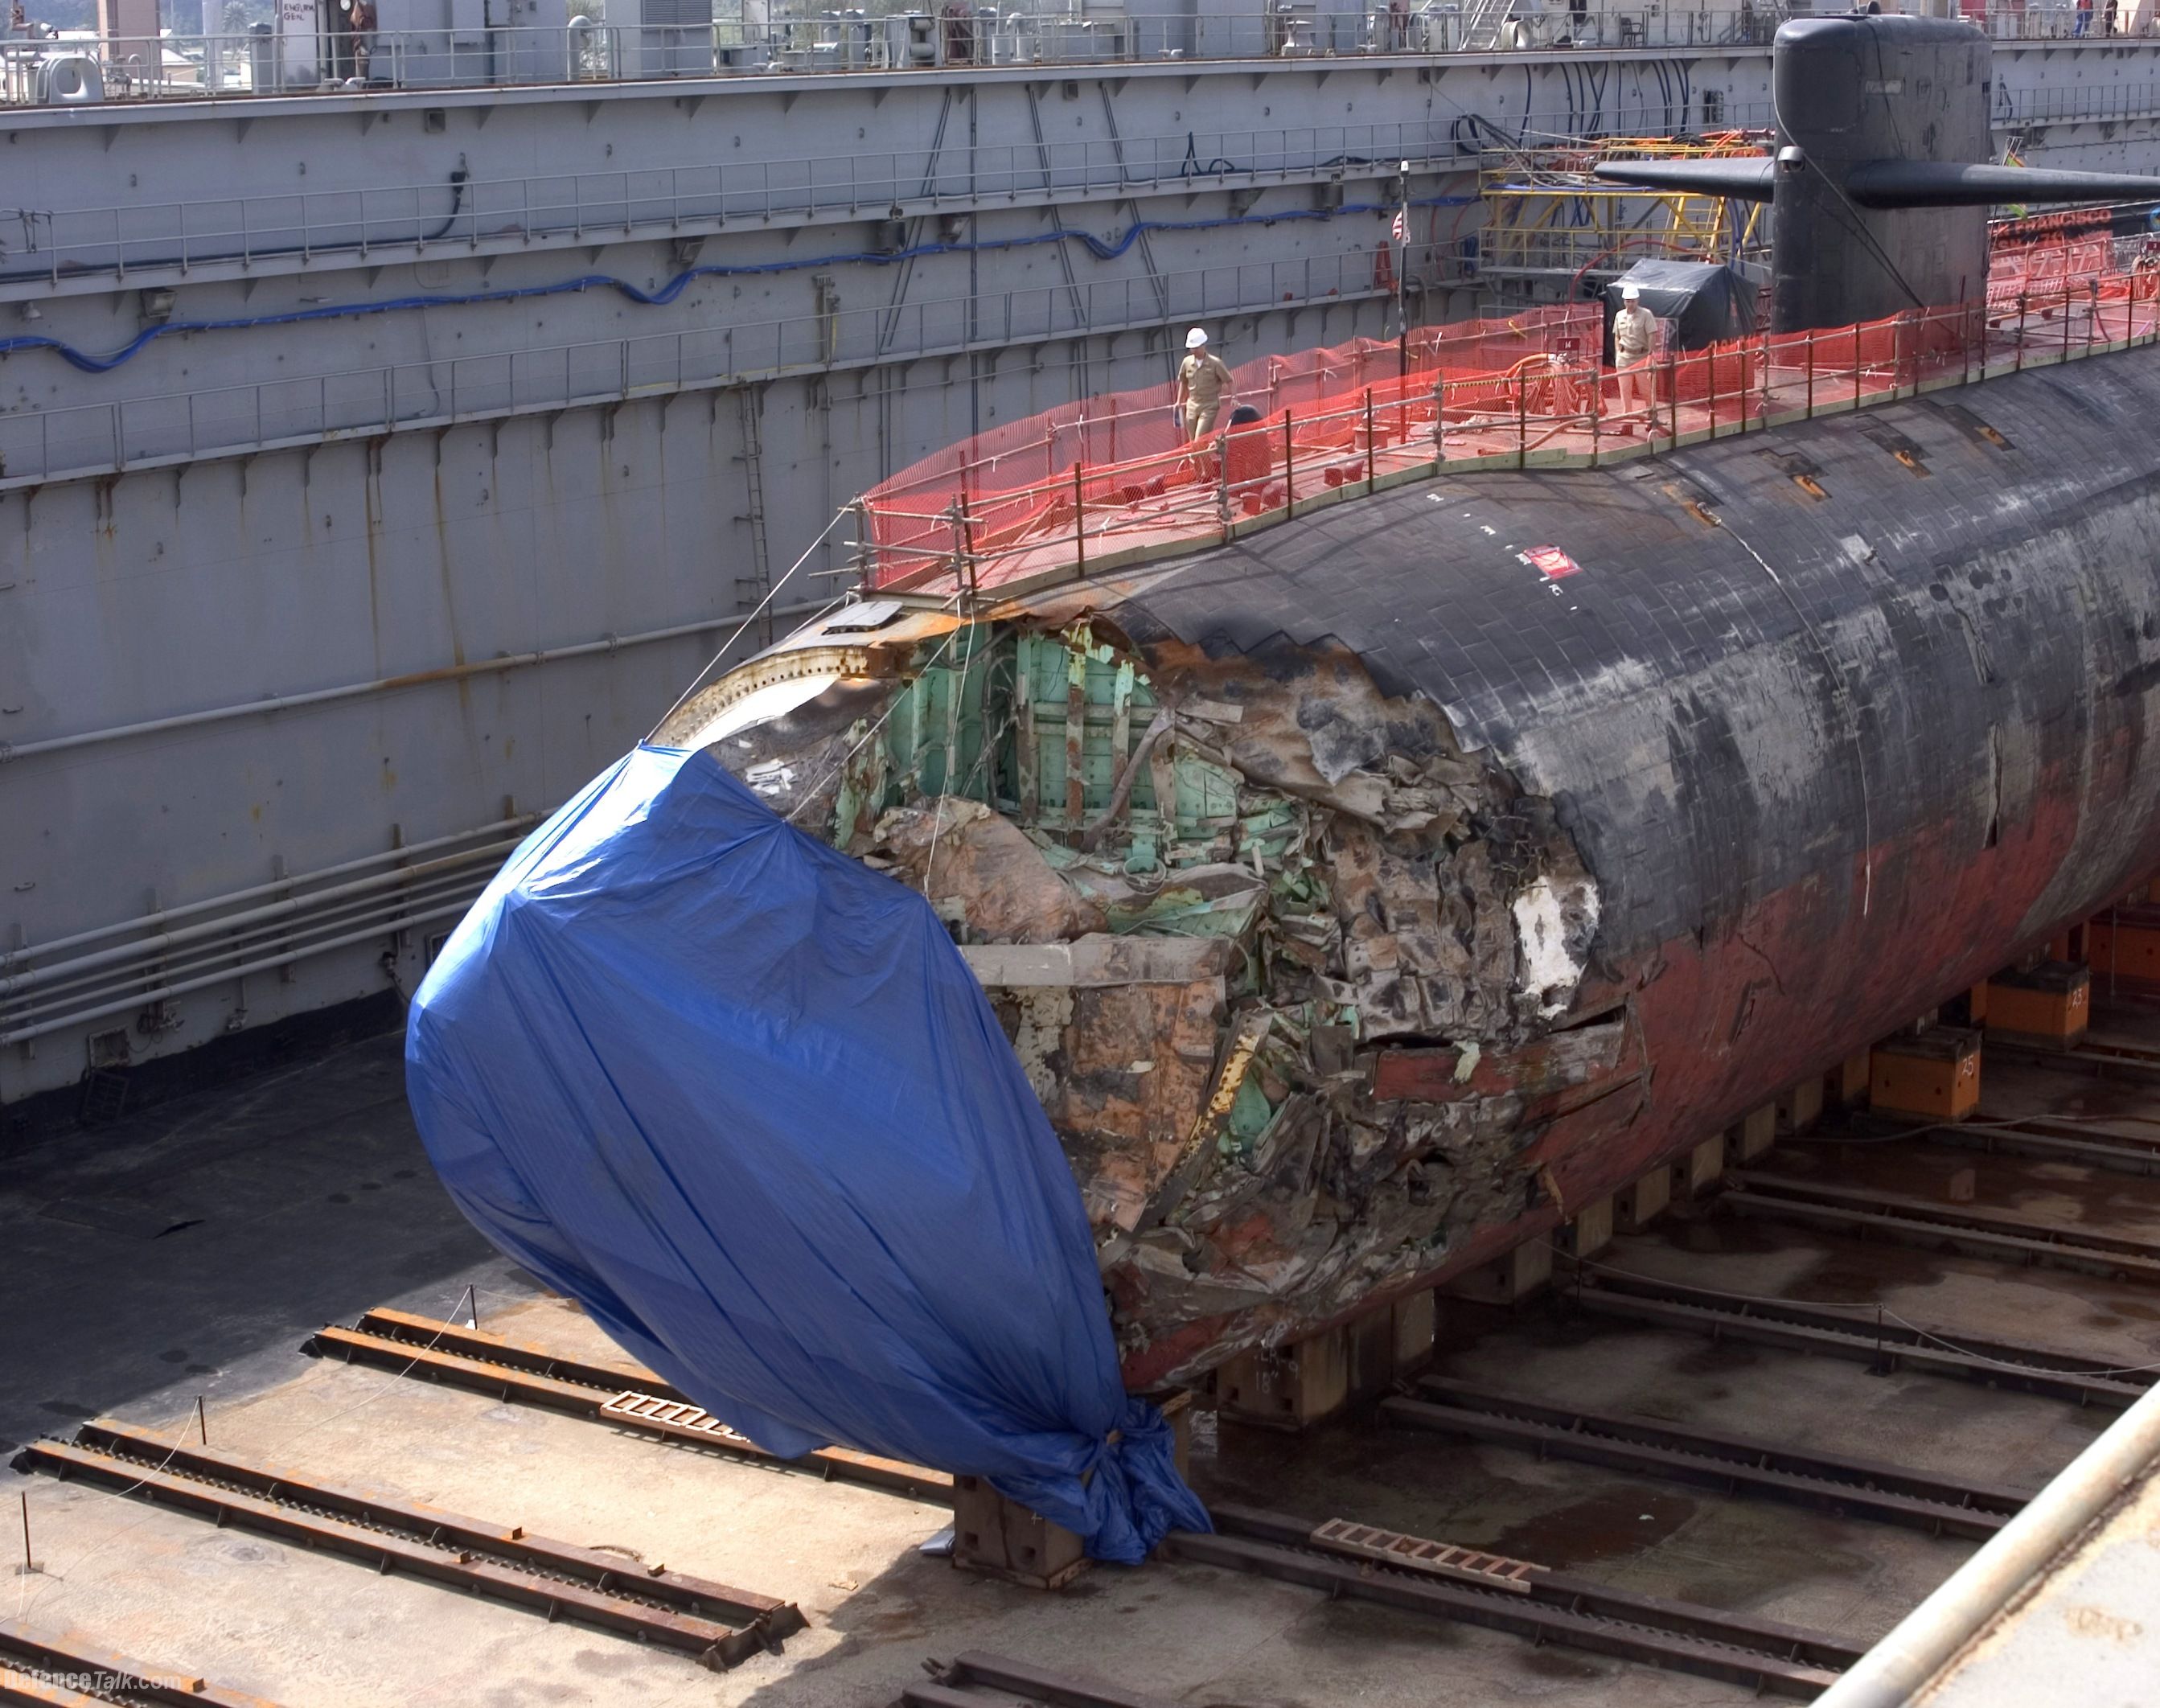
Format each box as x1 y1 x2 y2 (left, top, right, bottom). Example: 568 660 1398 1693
0 6 1797 107
858 240 2160 596
0 815 539 1050
0 243 1415 487
0 120 1451 286
5 12 2150 111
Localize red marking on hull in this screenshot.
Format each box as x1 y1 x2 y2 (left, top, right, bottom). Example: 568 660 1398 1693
1117 752 2160 1389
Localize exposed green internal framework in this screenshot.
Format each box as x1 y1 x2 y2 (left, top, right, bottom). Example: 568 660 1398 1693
690 614 1626 1381
825 626 1282 878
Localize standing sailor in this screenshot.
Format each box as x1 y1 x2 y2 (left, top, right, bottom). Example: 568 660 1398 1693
1175 327 1235 445
1612 283 1664 433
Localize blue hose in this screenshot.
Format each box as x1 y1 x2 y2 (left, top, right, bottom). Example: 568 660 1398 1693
0 196 1475 375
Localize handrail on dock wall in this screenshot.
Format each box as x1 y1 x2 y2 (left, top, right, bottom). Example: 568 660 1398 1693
0 7 1793 108
4 4 2150 109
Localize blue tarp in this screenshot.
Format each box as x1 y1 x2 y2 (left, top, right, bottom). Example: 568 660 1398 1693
404 744 1209 1562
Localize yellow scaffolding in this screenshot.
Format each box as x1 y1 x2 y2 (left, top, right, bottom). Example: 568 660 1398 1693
1475 132 1773 298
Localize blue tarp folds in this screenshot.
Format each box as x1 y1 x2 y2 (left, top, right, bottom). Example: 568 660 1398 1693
404 745 1209 1562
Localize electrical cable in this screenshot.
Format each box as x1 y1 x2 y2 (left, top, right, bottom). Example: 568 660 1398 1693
0 193 1477 375
1178 131 1238 179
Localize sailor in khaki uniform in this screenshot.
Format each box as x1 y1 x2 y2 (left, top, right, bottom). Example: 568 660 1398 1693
1175 326 1235 442
1612 283 1665 431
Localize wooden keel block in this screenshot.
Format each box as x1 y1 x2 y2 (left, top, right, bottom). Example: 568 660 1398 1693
1347 1304 1398 1402
1559 1194 1614 1260
1776 1076 1824 1135
951 1476 1089 1591
1984 960 2092 1049
1870 1027 1982 1123
1391 1290 1437 1375
2088 910 2160 994
1829 1049 1872 1110
1728 1104 1777 1164
1615 1165 1670 1232
1218 1325 1352 1431
1443 1238 1552 1308
1679 1133 1726 1198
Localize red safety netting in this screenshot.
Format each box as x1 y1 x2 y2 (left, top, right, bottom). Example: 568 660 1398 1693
862 305 1599 579
860 239 2160 596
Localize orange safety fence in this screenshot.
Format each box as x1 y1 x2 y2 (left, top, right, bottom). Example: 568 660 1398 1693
861 304 1601 577
860 245 2160 597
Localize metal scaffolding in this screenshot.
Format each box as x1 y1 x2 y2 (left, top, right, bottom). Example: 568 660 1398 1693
1474 132 1774 300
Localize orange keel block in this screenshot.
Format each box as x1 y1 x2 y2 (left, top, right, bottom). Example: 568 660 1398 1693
1984 960 2092 1049
1870 1027 1982 1123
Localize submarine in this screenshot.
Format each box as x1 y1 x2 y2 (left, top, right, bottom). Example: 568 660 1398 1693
510 14 2160 1393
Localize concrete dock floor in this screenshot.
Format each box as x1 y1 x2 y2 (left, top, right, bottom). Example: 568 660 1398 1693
5 1020 2158 1705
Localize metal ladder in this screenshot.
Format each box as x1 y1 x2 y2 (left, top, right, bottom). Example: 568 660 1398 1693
733 386 774 647
1456 0 1516 50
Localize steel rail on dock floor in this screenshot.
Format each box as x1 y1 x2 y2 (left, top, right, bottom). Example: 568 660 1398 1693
1160 1504 1862 1699
304 1308 949 1501
1383 1380 2029 1541
1721 1169 2160 1283
897 1651 1177 1708
10 1422 803 1670
1989 1034 2160 1080
1853 1113 2160 1179
1566 1270 2151 1406
0 1618 283 1708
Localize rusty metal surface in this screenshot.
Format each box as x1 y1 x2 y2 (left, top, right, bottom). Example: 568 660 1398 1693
900 1651 1182 1708
1386 1381 2026 1540
11 1421 801 1669
1990 1035 2160 1081
1569 1271 2153 1406
0 1618 284 1708
1164 1503 1862 1698
1720 1171 2160 1281
306 1310 949 1501
1304 1517 1545 1591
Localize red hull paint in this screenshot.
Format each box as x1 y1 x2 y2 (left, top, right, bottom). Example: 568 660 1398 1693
1119 752 2155 1388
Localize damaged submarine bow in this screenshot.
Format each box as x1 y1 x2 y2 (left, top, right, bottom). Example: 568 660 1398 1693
659 14 2160 1390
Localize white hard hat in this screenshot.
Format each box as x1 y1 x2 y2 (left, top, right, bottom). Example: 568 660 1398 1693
1621 283 1642 301
1185 326 1209 349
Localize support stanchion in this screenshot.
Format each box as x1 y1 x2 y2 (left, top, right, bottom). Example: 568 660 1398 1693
1364 388 1376 493
1806 327 1815 417
1665 341 1677 451
1074 463 1087 571
1283 409 1296 519
1515 372 1527 470
195 1395 207 1446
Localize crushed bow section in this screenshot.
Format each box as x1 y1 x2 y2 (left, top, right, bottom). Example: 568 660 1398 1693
663 612 1644 1386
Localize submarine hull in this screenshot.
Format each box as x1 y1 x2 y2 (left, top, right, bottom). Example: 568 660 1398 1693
676 341 2160 1389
